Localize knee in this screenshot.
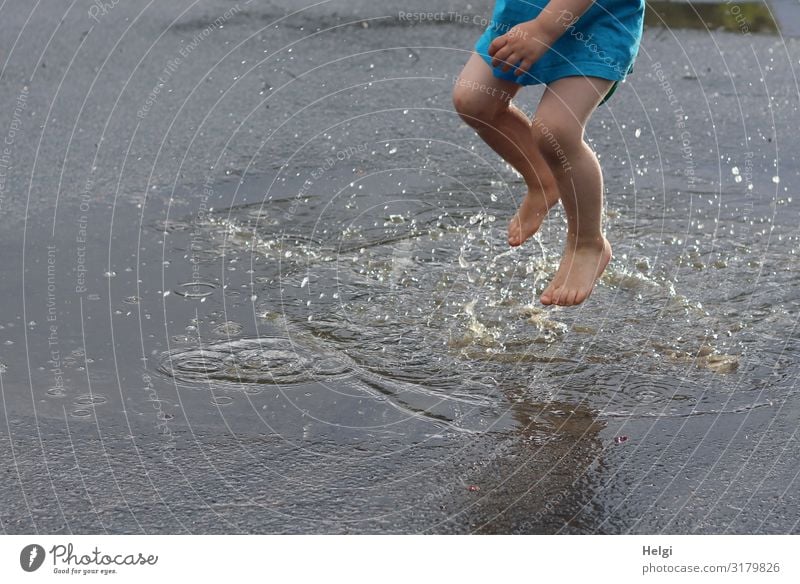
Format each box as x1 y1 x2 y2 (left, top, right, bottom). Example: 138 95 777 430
452 83 502 129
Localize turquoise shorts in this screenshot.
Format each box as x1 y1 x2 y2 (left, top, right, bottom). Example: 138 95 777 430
474 0 645 104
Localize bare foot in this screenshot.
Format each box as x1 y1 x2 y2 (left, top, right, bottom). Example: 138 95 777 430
507 189 559 247
540 236 612 306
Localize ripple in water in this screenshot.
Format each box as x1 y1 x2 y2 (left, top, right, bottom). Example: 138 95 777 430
174 281 217 299
74 394 108 406
212 321 243 336
211 395 234 406
158 337 353 387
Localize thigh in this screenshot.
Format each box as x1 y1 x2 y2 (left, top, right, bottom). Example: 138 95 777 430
533 76 616 139
454 52 523 116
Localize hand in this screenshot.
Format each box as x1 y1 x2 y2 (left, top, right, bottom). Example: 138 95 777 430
488 19 559 77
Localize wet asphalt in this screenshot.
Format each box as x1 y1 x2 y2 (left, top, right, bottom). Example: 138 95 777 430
0 0 799 533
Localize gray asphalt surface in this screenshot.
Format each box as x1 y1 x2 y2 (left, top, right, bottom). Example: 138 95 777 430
1 0 799 534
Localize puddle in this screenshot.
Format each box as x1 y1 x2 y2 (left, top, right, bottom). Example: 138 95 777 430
146 161 799 426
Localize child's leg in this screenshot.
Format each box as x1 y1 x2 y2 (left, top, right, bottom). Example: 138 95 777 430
530 76 615 306
452 54 560 246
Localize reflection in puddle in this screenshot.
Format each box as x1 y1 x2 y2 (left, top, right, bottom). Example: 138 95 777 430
459 399 607 534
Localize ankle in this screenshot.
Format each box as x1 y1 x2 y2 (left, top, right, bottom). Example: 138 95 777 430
524 181 559 203
565 232 607 248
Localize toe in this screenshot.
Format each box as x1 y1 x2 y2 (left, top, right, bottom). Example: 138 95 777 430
551 286 566 306
541 279 564 305
559 288 578 306
507 221 519 246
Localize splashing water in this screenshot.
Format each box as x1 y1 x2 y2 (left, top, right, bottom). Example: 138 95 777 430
153 170 798 429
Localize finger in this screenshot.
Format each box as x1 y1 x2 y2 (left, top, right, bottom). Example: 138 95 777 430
500 52 518 72
513 59 533 76
492 43 513 67
491 44 513 68
488 35 507 57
